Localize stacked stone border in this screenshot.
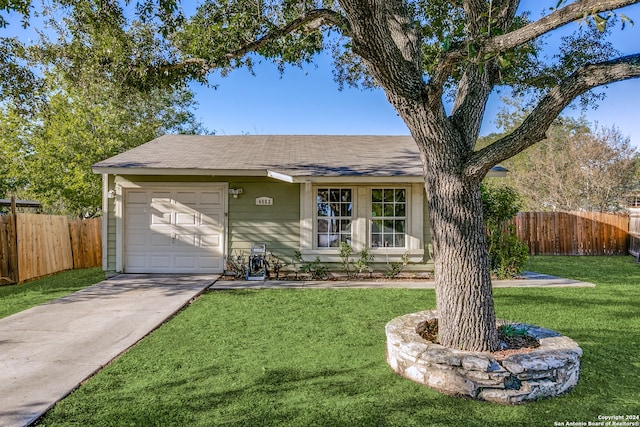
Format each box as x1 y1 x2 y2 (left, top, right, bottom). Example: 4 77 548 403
386 310 582 404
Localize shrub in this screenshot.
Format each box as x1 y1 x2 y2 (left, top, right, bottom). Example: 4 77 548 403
481 184 529 279
339 242 374 278
294 251 328 280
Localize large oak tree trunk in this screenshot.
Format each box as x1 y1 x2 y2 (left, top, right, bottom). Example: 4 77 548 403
424 163 499 352
413 125 500 352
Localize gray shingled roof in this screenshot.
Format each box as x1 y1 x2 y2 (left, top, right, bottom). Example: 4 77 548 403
92 134 506 179
93 134 423 177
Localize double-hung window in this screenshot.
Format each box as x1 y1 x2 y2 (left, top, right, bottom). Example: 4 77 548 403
316 188 352 248
371 188 407 248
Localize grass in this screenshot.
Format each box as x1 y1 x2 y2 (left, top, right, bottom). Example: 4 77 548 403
0 268 104 319
37 256 639 426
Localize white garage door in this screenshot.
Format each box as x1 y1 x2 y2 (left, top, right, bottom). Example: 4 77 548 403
124 185 226 273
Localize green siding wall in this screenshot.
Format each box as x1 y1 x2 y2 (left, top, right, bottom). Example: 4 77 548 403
227 179 300 262
106 174 117 274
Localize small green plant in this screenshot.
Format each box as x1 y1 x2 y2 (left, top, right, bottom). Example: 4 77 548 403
294 251 328 280
339 242 375 278
339 242 355 278
385 252 410 278
497 323 540 349
498 323 530 338
354 247 374 275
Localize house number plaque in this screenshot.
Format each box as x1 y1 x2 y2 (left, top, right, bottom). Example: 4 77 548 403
255 197 273 206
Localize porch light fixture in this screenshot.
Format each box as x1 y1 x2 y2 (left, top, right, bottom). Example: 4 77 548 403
107 190 116 199
229 188 243 198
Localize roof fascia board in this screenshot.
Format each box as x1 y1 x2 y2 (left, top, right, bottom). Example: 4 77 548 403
267 170 294 183
291 176 425 183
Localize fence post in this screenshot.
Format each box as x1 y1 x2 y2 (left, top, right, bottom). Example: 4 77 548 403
0 213 19 285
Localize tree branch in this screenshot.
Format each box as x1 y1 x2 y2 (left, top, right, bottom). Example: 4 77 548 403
445 1 520 148
338 0 425 102
159 8 349 74
465 53 640 179
483 0 640 55
463 0 487 37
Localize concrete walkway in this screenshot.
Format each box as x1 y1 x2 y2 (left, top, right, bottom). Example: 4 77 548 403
0 271 594 427
208 271 596 290
0 274 217 427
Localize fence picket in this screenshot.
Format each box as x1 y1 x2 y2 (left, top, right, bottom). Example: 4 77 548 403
512 211 630 256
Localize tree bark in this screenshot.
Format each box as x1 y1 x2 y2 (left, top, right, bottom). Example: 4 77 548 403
404 108 500 352
424 167 499 351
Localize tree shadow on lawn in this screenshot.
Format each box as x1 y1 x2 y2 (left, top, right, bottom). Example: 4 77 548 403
127 363 544 427
45 360 545 427
44 336 637 427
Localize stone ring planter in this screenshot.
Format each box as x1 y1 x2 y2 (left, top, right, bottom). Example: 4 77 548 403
386 310 582 404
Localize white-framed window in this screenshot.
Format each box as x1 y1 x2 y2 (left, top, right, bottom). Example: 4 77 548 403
300 183 424 260
371 188 407 248
316 188 353 248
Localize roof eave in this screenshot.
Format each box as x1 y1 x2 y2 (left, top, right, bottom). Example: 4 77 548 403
92 167 507 180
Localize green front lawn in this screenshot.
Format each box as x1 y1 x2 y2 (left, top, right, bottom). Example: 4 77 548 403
39 257 640 426
0 268 104 319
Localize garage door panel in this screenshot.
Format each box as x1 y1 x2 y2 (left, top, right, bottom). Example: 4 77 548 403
126 210 147 225
150 233 173 246
126 232 149 247
175 256 196 268
150 255 172 268
175 192 197 204
200 256 221 268
126 255 147 268
201 234 220 247
127 191 149 204
124 185 225 273
175 212 197 226
201 213 223 226
174 234 197 246
200 191 222 205
150 211 171 225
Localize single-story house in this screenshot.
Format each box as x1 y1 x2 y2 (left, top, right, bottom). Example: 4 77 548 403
92 135 507 275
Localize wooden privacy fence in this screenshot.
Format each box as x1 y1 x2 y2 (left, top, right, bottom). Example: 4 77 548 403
0 214 102 285
512 211 629 256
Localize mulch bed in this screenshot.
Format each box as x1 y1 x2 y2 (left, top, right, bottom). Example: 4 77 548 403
415 318 541 359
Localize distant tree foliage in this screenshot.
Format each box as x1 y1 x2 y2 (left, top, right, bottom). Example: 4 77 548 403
0 73 204 217
0 2 206 217
483 116 637 212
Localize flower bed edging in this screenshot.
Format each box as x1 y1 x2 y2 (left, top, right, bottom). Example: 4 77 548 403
385 310 582 404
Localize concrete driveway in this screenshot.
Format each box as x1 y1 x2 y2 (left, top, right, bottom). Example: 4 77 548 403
0 274 217 427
